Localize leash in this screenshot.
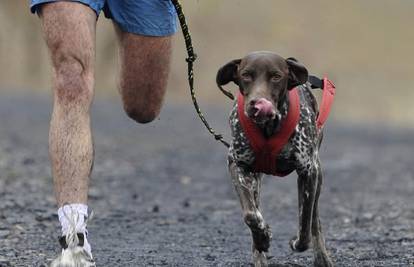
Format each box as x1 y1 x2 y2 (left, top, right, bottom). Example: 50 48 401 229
171 0 230 148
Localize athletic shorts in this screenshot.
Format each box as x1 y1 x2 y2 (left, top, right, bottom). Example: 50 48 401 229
30 0 177 37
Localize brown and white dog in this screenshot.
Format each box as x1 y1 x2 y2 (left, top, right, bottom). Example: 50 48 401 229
216 51 334 267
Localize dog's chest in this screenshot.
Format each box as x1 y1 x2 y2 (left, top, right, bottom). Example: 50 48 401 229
228 87 319 172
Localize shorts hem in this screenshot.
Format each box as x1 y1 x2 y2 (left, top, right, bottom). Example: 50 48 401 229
30 0 101 16
115 21 178 37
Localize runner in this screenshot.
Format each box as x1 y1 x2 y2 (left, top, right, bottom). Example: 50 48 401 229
29 1 177 265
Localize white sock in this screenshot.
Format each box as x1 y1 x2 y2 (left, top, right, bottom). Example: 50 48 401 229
57 204 92 257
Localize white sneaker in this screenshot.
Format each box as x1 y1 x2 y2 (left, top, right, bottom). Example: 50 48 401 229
50 209 95 267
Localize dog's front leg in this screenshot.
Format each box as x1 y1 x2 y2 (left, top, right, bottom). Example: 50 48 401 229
290 157 318 253
228 156 271 267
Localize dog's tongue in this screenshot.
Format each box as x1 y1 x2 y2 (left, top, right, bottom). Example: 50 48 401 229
254 98 274 117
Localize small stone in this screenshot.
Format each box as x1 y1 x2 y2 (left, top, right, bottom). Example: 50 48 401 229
362 212 374 220
179 176 192 185
14 225 25 232
182 199 191 208
22 158 35 165
204 254 216 261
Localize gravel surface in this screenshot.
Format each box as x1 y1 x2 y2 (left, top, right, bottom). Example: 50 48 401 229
0 93 413 267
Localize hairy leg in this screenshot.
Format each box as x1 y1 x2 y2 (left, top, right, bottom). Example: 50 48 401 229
114 25 173 123
40 2 96 206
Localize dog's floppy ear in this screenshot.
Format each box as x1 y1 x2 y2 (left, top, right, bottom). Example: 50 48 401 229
286 57 308 90
216 59 241 100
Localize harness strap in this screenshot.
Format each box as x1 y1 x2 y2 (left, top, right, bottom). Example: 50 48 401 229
237 76 335 176
316 77 336 129
308 75 324 89
237 89 301 176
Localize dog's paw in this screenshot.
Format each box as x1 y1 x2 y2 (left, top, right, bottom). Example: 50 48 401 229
289 236 311 252
252 224 272 252
314 252 334 267
252 249 268 267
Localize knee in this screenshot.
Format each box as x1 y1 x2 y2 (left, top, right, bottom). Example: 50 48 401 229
123 104 160 124
52 51 93 106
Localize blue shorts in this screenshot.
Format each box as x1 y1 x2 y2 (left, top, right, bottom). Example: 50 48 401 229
30 0 177 37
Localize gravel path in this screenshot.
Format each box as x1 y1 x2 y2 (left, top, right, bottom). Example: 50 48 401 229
0 93 413 267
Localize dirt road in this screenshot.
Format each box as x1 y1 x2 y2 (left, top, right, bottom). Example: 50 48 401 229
0 93 413 266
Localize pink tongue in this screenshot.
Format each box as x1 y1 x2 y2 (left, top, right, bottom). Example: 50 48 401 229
254 98 274 116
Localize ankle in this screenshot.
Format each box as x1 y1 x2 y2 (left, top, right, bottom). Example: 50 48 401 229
57 203 93 256
58 203 88 235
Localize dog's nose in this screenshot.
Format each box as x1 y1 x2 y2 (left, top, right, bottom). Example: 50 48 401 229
251 98 275 118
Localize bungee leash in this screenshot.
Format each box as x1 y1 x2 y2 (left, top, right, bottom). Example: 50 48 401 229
170 0 230 148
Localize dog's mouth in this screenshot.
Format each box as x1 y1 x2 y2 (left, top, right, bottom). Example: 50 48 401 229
246 107 280 125
246 97 278 125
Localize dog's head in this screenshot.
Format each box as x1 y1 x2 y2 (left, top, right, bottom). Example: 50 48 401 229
216 52 308 125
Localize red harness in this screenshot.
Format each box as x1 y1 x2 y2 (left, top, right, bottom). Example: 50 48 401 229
237 77 335 176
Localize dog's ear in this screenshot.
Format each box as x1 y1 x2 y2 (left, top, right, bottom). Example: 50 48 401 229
216 59 241 100
286 57 308 90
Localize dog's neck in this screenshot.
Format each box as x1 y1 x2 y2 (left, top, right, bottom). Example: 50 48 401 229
259 94 290 138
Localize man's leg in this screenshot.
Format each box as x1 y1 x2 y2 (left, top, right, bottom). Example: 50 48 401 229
114 25 173 123
41 1 95 208
39 1 96 264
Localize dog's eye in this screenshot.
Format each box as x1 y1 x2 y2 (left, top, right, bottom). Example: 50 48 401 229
270 73 282 82
241 72 253 82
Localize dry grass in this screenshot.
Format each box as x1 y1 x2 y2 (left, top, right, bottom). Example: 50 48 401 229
0 0 413 125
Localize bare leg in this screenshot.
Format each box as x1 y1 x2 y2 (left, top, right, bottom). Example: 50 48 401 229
114 25 173 123
40 2 96 207
228 156 271 267
311 162 334 267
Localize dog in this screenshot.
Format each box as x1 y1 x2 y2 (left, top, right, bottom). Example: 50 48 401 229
216 51 334 267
